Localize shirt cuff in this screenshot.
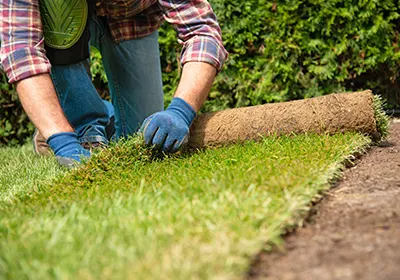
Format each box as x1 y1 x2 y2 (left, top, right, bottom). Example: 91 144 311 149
1 47 51 84
180 36 228 72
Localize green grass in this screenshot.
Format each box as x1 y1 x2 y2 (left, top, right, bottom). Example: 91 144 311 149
0 133 370 279
373 95 390 140
0 145 66 203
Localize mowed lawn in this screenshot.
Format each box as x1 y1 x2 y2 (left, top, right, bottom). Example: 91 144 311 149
0 133 370 279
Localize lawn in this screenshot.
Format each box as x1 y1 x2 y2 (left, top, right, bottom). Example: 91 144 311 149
0 133 370 279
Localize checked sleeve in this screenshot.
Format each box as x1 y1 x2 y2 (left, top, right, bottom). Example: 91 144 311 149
0 0 51 84
159 0 228 72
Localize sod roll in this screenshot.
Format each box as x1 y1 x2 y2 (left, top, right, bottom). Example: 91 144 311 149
189 90 380 149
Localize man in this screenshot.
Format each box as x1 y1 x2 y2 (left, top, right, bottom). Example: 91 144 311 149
0 0 227 167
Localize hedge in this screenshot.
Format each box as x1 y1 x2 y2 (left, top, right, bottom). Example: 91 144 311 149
1 0 400 145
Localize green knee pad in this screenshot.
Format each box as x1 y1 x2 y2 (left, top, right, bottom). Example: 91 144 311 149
40 0 93 65
40 0 88 49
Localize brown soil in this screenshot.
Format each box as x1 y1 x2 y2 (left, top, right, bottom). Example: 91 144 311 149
189 91 378 149
248 122 400 280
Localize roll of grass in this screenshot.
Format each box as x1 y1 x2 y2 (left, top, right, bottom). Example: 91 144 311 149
189 91 389 149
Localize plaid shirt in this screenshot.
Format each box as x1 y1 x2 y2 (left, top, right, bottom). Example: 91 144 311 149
0 0 228 83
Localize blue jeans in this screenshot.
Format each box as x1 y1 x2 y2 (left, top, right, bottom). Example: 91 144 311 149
51 61 111 144
50 15 164 143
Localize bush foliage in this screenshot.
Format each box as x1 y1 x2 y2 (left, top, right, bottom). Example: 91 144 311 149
2 0 400 145
0 76 34 146
200 0 400 110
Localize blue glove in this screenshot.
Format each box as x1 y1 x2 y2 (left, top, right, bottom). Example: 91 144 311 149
46 132 91 167
141 97 196 153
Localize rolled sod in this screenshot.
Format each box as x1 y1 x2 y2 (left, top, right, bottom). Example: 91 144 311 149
189 90 388 149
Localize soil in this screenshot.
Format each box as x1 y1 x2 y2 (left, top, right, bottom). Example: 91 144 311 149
189 91 378 149
248 121 400 280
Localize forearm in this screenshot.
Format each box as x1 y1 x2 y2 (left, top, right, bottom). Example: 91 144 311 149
174 62 217 112
16 74 74 139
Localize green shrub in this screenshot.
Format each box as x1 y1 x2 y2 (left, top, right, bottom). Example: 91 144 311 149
98 0 400 111
202 0 400 110
2 0 400 145
0 75 34 146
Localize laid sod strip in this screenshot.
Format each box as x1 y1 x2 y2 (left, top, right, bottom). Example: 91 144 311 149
0 133 370 279
0 145 65 203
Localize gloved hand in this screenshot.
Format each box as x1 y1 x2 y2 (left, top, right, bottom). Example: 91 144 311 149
46 132 91 167
141 97 196 153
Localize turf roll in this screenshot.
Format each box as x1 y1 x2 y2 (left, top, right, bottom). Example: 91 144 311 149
189 90 387 149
